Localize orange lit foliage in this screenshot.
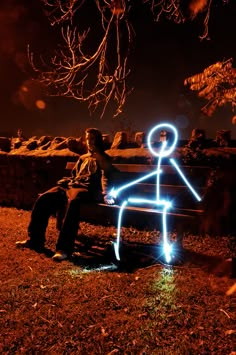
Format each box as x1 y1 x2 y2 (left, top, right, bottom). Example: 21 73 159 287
184 59 236 118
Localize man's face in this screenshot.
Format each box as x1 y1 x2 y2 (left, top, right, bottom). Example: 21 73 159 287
85 132 96 152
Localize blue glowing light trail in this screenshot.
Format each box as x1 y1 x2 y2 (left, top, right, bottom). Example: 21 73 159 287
111 123 201 263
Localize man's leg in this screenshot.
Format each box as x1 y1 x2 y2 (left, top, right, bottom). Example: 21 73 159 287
17 186 67 250
54 188 90 259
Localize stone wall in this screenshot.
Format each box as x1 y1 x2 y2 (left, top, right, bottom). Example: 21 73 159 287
0 154 77 209
1 134 236 210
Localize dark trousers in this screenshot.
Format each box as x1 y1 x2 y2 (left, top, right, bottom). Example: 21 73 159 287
28 186 92 254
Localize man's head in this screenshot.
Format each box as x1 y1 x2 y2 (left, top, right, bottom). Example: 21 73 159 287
85 128 104 153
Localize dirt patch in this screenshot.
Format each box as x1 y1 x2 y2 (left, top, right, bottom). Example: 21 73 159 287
0 207 235 354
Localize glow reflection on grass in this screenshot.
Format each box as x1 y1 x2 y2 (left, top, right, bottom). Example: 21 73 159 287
67 264 117 277
145 267 177 318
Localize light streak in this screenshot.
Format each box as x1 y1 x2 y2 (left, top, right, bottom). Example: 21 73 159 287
111 123 201 263
155 141 166 200
147 123 178 157
170 158 201 201
109 170 161 199
68 264 117 276
114 200 127 260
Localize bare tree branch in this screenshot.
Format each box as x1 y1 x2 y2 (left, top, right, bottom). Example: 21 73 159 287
29 0 133 118
28 0 231 119
144 0 185 23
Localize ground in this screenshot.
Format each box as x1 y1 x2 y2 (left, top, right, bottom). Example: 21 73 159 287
0 207 235 354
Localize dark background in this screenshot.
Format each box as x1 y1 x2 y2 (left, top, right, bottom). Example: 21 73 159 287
0 0 235 139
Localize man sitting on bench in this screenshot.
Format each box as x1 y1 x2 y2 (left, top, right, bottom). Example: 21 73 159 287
16 128 115 261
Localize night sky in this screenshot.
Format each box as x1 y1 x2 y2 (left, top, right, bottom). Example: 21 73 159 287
0 0 236 139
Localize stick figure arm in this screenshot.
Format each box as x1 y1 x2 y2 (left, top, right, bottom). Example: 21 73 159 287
109 169 160 199
170 158 201 201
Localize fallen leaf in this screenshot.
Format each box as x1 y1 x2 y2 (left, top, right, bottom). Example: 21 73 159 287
226 283 236 296
225 330 236 335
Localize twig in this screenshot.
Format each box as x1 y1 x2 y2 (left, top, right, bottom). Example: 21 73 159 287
219 308 231 319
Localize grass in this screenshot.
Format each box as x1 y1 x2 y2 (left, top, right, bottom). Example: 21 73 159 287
0 207 235 354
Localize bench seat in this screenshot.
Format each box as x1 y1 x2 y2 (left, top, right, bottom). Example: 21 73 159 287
65 161 210 235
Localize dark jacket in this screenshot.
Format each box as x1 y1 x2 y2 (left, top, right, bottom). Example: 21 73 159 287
58 151 116 201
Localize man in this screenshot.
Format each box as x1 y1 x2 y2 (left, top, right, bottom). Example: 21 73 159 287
16 128 116 261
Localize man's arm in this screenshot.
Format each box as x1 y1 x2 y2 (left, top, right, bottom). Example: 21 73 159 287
71 156 83 177
96 152 119 204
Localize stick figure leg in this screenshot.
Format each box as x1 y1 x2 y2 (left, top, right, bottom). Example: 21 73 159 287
162 206 172 263
114 200 128 260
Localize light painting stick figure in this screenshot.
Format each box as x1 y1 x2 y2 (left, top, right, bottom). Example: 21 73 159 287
110 123 201 263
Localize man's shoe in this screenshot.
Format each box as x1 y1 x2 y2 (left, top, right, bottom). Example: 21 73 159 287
52 251 68 261
16 239 44 252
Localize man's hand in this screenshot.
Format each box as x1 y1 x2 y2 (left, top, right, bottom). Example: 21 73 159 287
104 194 116 205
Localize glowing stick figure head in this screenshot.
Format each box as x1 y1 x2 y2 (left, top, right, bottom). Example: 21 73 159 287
147 123 178 158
